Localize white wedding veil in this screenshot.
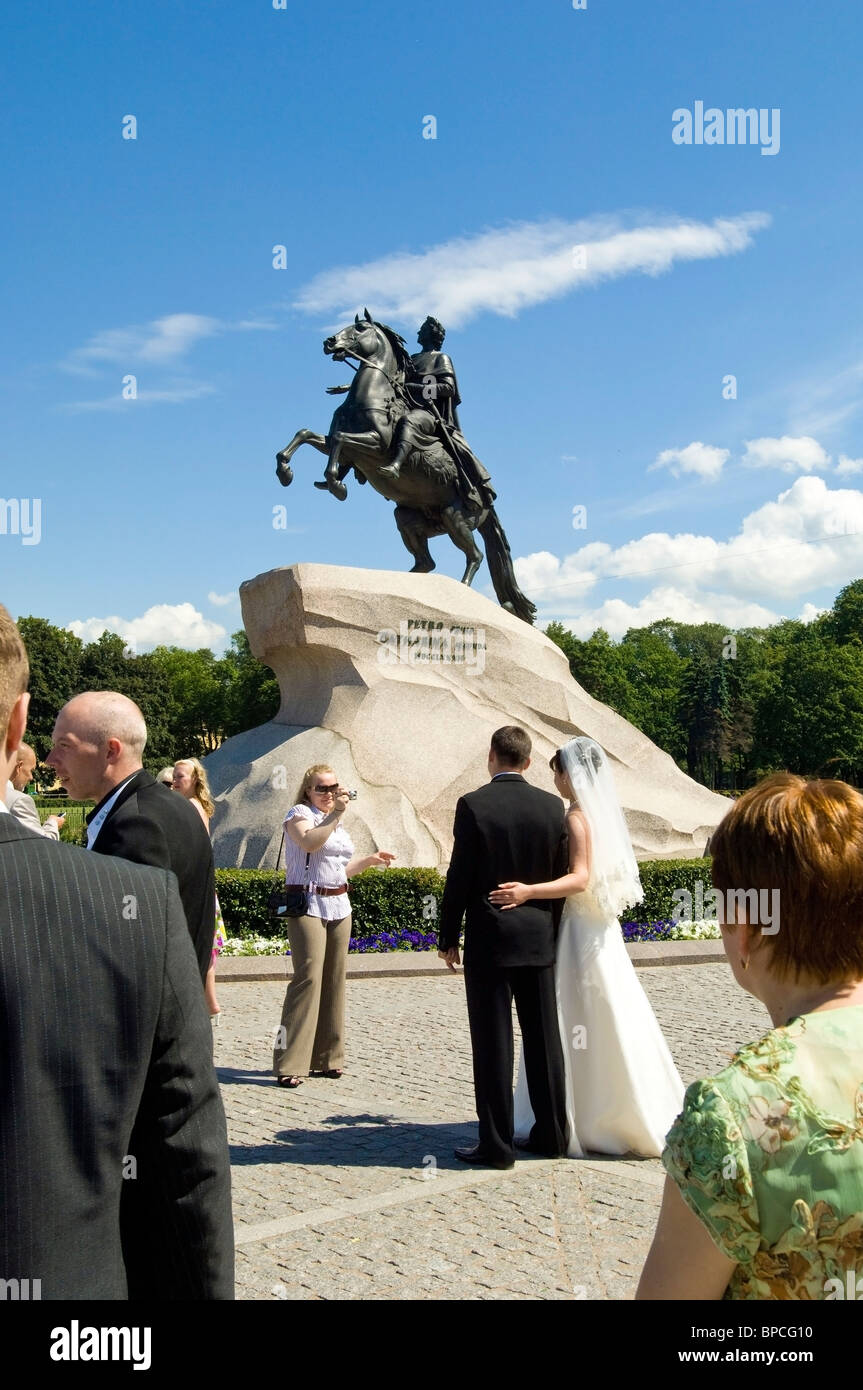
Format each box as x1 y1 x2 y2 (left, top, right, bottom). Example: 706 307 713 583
558 737 643 920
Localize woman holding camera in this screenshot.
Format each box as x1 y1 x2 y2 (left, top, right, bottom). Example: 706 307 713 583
273 763 395 1088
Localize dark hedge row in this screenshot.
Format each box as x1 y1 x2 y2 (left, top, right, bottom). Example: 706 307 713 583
33 799 94 808
214 858 713 937
634 859 713 920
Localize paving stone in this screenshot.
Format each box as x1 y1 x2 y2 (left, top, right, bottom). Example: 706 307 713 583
214 965 769 1299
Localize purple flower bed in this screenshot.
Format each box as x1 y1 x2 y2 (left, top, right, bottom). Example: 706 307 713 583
349 929 440 953
280 923 677 953
283 928 441 955
620 919 676 942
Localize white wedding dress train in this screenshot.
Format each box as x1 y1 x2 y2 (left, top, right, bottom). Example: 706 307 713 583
514 885 685 1158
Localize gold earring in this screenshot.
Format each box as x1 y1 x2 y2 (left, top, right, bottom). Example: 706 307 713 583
740 957 750 972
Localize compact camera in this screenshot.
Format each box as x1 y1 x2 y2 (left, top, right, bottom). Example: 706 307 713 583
345 789 358 800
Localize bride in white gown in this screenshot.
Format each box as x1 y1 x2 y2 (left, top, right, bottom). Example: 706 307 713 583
490 736 684 1158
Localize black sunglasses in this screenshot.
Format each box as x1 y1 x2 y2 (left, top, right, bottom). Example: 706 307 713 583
313 784 339 793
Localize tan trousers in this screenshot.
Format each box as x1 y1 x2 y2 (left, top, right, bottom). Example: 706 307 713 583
272 913 351 1076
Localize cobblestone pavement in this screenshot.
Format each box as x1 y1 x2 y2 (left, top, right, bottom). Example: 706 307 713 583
214 965 769 1301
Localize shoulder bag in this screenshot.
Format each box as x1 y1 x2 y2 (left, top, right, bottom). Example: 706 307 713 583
267 831 312 920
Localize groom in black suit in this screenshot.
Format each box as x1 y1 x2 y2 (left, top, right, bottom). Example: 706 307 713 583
46 691 216 980
439 726 569 1169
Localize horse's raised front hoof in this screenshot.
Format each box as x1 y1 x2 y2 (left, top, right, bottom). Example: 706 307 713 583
276 457 293 487
329 479 348 501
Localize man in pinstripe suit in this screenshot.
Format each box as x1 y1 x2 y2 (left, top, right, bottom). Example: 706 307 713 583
0 606 234 1299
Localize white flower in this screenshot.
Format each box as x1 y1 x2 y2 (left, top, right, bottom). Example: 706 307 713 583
221 936 289 957
746 1094 797 1153
668 918 721 941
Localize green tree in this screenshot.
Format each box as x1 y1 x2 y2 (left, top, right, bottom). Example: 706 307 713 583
825 579 863 647
667 622 761 789
619 624 686 762
755 631 863 781
15 618 83 786
546 624 637 720
678 650 716 785
150 646 226 756
220 631 280 738
544 620 580 667
79 631 176 769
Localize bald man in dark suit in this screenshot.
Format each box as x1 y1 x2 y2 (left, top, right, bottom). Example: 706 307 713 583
46 690 216 981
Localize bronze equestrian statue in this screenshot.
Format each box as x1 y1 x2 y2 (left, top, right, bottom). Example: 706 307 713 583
275 310 536 624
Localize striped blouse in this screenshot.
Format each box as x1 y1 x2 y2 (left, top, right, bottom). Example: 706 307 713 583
283 803 354 921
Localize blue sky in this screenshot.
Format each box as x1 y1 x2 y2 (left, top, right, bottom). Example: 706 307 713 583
3 0 862 650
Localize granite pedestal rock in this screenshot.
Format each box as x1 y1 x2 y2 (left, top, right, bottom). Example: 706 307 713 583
206 564 730 870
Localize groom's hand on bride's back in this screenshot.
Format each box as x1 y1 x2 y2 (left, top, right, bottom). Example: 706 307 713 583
438 947 461 971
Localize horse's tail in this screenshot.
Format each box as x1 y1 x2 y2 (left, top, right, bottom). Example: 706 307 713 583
478 507 537 625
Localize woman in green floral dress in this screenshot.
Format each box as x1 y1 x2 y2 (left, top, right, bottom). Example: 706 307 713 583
638 772 863 1300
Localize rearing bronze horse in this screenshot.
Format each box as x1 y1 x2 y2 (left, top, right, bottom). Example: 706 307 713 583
275 312 536 624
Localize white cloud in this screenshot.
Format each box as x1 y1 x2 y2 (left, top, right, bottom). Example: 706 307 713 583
67 603 227 652
207 590 238 607
617 478 863 598
798 602 827 623
650 441 729 482
788 358 863 437
515 476 863 635
63 314 221 374
742 435 830 473
61 312 274 382
836 454 863 476
64 382 215 412
514 544 612 603
548 586 780 640
294 211 770 328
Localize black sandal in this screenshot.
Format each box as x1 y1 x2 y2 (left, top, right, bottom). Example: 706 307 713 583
277 1075 303 1089
322 1069 343 1079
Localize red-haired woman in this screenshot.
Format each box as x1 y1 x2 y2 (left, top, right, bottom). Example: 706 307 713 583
638 773 863 1300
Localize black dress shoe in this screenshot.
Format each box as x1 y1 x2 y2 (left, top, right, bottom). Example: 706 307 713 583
454 1144 514 1171
514 1136 564 1158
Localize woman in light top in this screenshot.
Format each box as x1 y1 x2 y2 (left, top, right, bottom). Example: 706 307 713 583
172 758 225 1021
272 764 395 1089
638 773 863 1300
